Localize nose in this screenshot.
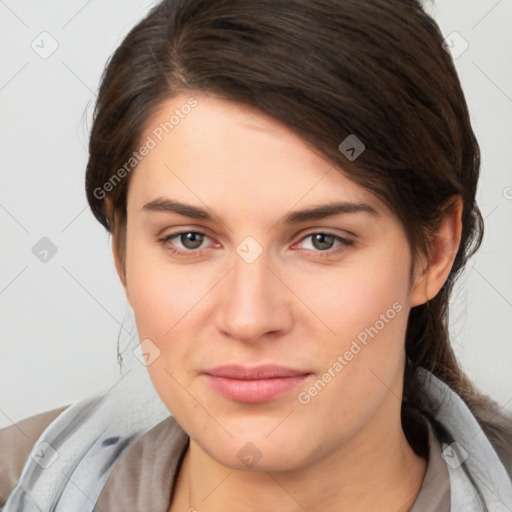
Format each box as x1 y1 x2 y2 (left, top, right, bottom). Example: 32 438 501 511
214 249 293 343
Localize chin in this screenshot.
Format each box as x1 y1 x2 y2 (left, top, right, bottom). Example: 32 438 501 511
198 434 319 473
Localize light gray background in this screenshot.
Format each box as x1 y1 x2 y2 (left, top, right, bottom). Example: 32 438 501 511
1 0 511 429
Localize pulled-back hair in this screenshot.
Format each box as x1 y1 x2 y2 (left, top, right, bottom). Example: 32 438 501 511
85 0 512 469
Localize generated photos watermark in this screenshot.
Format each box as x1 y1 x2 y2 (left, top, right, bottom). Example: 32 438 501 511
93 96 198 200
297 301 403 405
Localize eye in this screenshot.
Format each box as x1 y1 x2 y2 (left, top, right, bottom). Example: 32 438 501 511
294 232 353 256
157 230 353 259
158 230 214 256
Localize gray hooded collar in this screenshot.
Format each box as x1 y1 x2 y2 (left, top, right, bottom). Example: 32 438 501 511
4 366 512 511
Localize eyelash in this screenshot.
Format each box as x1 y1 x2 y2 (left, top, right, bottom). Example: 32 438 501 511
157 230 354 259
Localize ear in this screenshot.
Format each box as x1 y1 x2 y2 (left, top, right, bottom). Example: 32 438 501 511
409 196 463 307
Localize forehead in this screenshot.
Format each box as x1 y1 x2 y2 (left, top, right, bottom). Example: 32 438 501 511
127 92 383 215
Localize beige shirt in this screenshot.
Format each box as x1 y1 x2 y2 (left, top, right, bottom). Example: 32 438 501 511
0 406 450 511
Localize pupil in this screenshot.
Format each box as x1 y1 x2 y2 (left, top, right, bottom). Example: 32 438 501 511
182 232 203 249
313 233 333 250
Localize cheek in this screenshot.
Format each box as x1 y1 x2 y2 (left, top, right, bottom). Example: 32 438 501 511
125 234 201 338
289 237 412 346
289 236 412 401
124 239 203 415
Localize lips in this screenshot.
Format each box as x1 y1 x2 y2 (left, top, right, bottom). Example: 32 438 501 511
201 364 313 403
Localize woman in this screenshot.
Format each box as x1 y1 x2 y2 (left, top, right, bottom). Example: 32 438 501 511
2 0 511 510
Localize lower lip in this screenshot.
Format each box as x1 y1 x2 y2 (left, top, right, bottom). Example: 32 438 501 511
203 374 312 403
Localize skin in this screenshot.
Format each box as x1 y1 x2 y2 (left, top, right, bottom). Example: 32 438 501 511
111 92 462 511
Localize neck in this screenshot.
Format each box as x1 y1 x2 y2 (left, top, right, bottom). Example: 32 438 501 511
172 403 427 512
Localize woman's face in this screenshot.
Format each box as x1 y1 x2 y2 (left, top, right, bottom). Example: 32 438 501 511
121 91 421 471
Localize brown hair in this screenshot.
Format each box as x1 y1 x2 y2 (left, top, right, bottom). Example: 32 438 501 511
85 0 512 470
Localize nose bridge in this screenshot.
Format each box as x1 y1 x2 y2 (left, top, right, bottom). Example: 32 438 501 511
231 233 274 296
232 249 270 300
216 242 290 342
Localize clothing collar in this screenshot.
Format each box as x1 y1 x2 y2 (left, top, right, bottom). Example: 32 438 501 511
415 368 512 510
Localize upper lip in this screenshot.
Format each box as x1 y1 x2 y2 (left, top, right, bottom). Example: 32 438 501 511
202 364 312 380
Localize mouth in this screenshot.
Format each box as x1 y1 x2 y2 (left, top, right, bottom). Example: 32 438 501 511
201 364 314 403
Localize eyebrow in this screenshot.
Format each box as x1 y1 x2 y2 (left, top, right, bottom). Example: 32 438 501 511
142 198 379 224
